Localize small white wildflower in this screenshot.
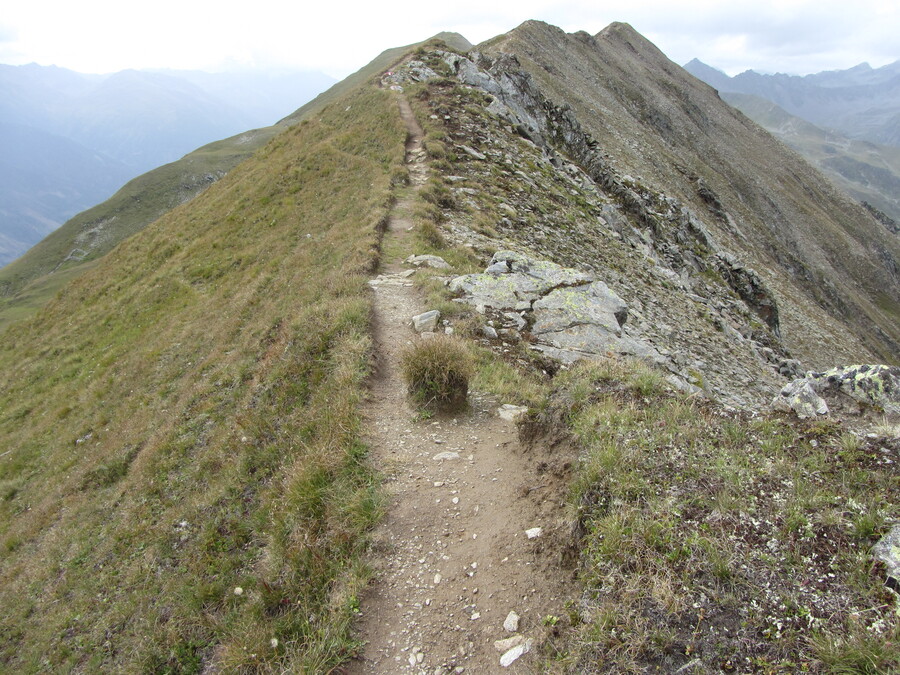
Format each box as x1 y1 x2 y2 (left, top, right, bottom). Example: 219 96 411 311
233 586 244 596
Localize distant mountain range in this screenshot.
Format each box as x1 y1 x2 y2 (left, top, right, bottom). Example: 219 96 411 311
685 58 900 228
683 58 900 147
0 64 335 266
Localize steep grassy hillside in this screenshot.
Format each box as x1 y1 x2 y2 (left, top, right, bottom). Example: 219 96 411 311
0 127 280 329
0 84 405 672
0 33 470 333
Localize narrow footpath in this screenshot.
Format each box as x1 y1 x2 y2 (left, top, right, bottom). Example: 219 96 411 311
346 97 575 674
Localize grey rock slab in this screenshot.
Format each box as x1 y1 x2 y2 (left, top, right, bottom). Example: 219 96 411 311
448 273 539 311
406 254 451 270
412 310 441 333
449 251 596 312
503 611 520 632
773 379 829 419
531 281 627 338
873 525 900 588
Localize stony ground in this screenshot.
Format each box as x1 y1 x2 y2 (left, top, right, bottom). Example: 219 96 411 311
345 97 575 674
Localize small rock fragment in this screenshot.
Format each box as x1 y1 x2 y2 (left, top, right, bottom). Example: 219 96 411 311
503 611 520 632
413 310 441 333
525 527 543 539
494 635 525 652
500 640 532 667
498 404 528 421
433 451 460 461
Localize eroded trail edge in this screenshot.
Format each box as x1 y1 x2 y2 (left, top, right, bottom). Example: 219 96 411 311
347 97 575 674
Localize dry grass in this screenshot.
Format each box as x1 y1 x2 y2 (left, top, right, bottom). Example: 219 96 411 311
0 85 405 672
401 336 473 409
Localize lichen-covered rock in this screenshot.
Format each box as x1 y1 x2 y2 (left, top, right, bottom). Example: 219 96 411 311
774 365 900 418
808 364 900 415
449 250 666 366
530 281 629 355
872 525 900 591
772 379 829 418
448 250 593 311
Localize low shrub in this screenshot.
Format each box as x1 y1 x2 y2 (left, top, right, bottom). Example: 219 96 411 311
401 336 473 408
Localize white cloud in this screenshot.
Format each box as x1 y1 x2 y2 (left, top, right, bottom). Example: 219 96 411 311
0 0 896 76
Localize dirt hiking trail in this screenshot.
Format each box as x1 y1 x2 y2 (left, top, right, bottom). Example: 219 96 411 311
345 97 575 674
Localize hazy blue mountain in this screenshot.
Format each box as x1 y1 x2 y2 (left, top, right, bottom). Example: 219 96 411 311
0 122 131 265
0 63 335 266
684 58 900 147
160 69 337 126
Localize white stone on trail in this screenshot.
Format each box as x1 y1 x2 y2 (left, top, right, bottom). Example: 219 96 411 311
494 635 524 652
503 611 520 632
500 639 532 667
498 404 528 421
406 254 451 270
432 451 460 461
525 527 543 539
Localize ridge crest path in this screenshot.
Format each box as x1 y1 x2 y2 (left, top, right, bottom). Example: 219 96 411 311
346 96 575 674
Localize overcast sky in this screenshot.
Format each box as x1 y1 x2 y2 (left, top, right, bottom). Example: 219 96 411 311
1 0 897 78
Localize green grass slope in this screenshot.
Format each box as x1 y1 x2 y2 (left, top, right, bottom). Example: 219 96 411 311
0 127 280 331
0 32 471 333
540 360 898 672
0 84 405 672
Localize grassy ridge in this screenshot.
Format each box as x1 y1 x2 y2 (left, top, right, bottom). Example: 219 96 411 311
0 33 472 333
0 128 278 330
0 85 405 672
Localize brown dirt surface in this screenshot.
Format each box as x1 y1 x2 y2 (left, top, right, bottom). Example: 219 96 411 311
345 96 576 674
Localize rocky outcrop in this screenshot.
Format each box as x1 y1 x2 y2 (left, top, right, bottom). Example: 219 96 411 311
387 50 808 408
436 49 784 339
449 251 665 367
774 364 900 418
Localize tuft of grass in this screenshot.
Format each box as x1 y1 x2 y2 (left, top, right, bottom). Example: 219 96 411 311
401 336 473 409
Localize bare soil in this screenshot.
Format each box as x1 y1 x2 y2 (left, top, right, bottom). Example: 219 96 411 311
344 97 576 673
